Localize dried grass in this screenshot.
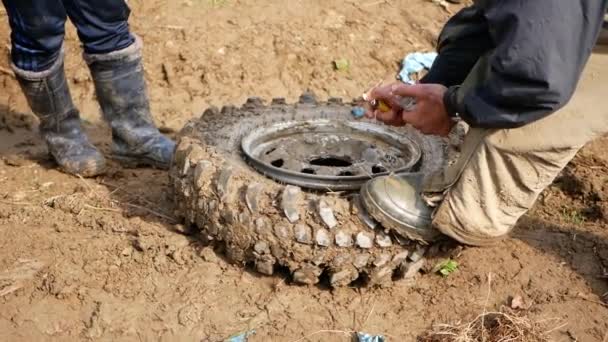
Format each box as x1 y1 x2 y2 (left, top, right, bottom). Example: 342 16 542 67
419 273 561 342
418 308 555 342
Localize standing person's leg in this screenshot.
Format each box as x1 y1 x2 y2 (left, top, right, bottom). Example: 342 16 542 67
2 0 65 71
3 0 106 177
63 0 175 169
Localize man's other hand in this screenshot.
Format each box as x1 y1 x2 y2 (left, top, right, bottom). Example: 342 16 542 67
365 82 455 137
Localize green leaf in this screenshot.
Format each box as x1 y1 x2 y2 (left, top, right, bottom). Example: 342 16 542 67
434 259 458 277
333 58 350 71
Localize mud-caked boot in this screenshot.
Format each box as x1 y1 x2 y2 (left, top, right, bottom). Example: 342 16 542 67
12 55 106 177
360 174 442 242
84 37 175 169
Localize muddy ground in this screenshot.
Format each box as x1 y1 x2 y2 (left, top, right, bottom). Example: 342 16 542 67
1 1 607 341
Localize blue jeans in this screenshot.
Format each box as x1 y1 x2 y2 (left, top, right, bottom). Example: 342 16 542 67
1 0 135 72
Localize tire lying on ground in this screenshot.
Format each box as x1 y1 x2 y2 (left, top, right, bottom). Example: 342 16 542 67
169 93 446 287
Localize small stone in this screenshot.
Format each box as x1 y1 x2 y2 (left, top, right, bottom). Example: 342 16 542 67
294 224 312 244
270 245 285 260
177 304 200 326
254 217 272 236
356 232 374 249
335 230 353 247
373 254 391 267
172 224 191 235
409 245 428 262
318 201 338 229
370 266 393 285
11 191 27 201
121 247 133 257
292 265 321 285
193 160 212 190
329 267 359 287
254 241 270 255
315 229 332 247
256 259 274 275
274 224 292 239
199 247 218 263
510 295 525 310
133 237 149 252
402 258 426 279
312 253 327 266
282 185 302 223
167 234 190 249
39 182 54 189
354 254 371 269
375 233 393 247
392 251 409 264
208 200 218 212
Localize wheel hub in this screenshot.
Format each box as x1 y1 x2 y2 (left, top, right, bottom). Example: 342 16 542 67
241 119 422 190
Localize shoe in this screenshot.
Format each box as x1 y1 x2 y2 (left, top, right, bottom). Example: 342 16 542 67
84 36 175 170
360 174 441 242
12 53 106 177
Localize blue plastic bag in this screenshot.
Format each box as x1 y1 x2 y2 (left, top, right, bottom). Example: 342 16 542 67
357 332 386 342
225 330 256 342
398 52 438 84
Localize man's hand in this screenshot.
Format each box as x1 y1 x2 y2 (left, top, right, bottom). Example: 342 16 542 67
364 82 455 137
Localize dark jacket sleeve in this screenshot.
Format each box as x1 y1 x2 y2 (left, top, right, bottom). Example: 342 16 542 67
444 0 608 129
420 5 492 87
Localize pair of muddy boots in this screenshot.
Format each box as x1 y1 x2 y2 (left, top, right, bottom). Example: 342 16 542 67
12 39 175 177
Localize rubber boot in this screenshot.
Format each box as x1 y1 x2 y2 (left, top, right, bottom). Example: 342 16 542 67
12 53 106 177
360 174 441 243
84 36 175 169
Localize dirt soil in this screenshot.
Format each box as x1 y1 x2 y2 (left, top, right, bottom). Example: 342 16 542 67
0 1 607 341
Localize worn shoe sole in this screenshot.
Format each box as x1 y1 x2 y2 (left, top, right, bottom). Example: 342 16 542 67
50 152 107 178
360 180 441 244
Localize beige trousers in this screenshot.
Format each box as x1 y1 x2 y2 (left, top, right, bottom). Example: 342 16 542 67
424 48 608 246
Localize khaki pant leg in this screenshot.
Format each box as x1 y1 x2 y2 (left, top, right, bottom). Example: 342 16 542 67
427 50 608 246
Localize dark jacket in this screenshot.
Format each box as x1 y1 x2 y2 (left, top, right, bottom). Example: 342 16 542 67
421 0 608 128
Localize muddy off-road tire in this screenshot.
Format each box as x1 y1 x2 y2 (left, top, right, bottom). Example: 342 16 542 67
169 93 446 287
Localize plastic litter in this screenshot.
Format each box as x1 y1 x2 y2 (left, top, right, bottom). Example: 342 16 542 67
398 52 437 84
225 330 256 342
357 332 386 342
351 106 366 118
